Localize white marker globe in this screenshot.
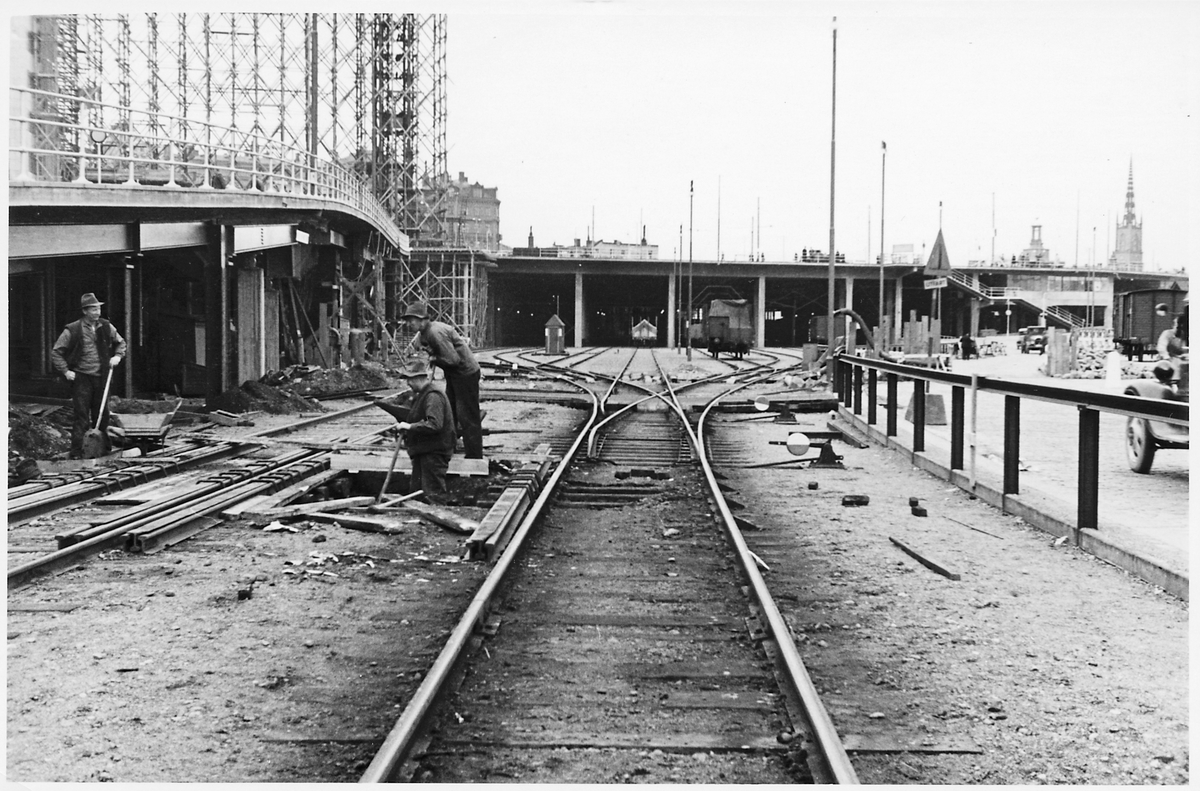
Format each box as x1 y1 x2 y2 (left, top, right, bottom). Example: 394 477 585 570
786 432 811 456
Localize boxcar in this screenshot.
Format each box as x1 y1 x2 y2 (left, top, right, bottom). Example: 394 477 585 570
700 298 752 358
1114 289 1186 359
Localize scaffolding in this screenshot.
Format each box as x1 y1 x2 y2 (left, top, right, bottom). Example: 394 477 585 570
25 12 488 351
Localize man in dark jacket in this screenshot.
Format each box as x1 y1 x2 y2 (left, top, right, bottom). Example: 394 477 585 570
401 301 483 459
394 360 456 503
50 293 127 458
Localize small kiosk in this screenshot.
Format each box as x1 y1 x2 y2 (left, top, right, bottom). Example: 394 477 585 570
544 314 566 355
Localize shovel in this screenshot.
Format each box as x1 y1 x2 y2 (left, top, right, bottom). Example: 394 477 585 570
81 367 115 459
376 428 407 504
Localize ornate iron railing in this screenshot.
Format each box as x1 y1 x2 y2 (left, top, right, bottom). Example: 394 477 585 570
9 85 405 248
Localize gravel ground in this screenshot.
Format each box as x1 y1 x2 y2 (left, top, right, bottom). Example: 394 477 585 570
7 347 1189 784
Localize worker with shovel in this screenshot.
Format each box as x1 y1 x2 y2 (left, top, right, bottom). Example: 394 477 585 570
392 360 456 504
50 293 126 459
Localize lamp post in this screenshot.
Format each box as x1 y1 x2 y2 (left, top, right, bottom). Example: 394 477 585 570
687 180 694 362
826 16 838 364
878 140 886 350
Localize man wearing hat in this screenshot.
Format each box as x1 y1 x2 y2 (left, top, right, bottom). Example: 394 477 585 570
394 360 456 503
400 302 483 459
50 293 127 459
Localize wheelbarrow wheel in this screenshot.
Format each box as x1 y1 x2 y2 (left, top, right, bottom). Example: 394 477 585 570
1125 417 1157 474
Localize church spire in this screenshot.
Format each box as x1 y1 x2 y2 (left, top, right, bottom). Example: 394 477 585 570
1123 160 1137 225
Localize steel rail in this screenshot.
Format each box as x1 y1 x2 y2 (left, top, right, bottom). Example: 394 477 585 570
7 399 386 524
360 348 812 782
360 370 601 783
694 370 860 784
7 407 394 587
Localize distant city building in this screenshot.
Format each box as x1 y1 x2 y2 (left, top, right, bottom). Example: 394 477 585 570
512 229 658 260
421 171 501 251
1109 163 1144 272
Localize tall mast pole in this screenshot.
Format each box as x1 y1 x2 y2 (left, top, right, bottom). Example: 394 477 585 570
879 141 886 350
826 16 838 363
687 180 694 361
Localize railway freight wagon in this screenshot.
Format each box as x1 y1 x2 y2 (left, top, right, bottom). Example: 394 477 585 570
692 298 752 358
1114 289 1187 359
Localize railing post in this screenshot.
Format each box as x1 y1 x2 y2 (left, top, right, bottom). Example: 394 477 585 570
950 385 965 470
1078 406 1100 534
886 373 898 437
852 365 863 415
832 356 842 399
843 361 853 408
867 369 877 425
1003 395 1020 494
912 381 926 453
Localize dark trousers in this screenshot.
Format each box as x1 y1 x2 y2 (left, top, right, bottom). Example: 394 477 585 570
444 369 483 459
69 371 110 457
409 451 451 503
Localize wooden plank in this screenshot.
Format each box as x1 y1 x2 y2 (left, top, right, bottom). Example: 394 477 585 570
329 452 489 477
259 732 378 744
658 690 779 711
306 512 407 534
8 603 82 612
826 418 871 448
248 496 377 520
889 536 961 580
400 501 480 534
841 733 981 754
239 469 343 513
431 733 785 753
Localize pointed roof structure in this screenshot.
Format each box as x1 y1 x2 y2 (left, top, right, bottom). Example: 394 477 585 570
1122 160 1138 226
923 229 952 274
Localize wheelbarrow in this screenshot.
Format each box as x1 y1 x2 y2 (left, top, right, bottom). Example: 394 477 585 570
110 398 183 452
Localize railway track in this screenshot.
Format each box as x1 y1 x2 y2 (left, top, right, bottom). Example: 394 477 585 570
6 399 400 588
363 348 856 783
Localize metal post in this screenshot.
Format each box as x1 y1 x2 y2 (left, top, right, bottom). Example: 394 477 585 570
1003 395 1020 495
886 372 898 436
826 17 838 370
687 181 694 362
912 381 926 453
969 374 979 488
867 368 877 425
879 141 886 348
1078 406 1100 534
950 385 964 469
852 365 863 415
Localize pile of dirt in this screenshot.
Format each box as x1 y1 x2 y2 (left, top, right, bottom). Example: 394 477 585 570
208 381 324 415
8 405 72 461
282 362 398 398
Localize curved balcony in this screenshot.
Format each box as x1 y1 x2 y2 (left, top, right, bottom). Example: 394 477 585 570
9 86 406 251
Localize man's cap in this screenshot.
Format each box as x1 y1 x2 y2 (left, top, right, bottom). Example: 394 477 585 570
400 302 429 320
81 293 103 309
401 360 432 378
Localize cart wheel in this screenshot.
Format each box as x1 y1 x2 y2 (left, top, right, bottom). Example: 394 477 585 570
1125 417 1157 474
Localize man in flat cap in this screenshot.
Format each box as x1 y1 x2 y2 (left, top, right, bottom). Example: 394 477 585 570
401 302 483 459
394 359 456 503
50 293 127 459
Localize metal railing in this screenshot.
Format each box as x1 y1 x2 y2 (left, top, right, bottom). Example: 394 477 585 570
833 354 1187 535
9 86 405 248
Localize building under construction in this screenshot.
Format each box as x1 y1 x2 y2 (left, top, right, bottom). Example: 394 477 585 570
8 13 493 402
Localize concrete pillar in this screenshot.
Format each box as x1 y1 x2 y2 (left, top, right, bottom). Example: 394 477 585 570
756 276 767 348
666 272 677 349
844 275 855 351
574 271 585 347
205 222 232 402
970 298 981 337
894 275 904 350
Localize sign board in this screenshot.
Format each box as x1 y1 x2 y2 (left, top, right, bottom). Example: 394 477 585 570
924 277 948 290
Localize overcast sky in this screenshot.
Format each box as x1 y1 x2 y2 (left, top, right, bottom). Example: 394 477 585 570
444 0 1198 271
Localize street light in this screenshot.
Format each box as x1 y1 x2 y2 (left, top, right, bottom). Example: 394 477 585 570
687 180 694 362
826 16 838 362
878 140 886 350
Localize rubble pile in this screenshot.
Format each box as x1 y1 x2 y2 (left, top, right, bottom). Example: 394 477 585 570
208 380 322 415
266 362 398 398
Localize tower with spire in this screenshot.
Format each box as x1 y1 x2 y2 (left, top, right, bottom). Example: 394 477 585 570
1109 161 1143 272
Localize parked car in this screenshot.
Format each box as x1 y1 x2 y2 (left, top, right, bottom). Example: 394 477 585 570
1123 360 1189 473
1018 326 1047 354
